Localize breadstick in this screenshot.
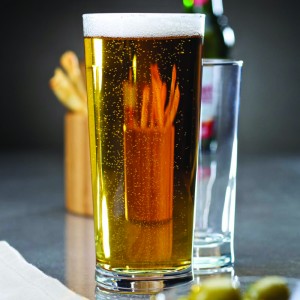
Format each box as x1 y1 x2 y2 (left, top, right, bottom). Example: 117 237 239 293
164 65 177 123
49 68 86 112
151 64 164 127
141 85 150 128
165 84 180 128
79 61 86 83
161 82 167 111
123 81 137 127
60 51 87 103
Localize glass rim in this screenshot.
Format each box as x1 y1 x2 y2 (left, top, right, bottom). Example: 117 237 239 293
82 13 206 18
202 59 243 67
82 13 205 38
82 12 206 15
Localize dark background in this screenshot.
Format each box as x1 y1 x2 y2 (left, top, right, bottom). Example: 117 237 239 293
1 0 300 155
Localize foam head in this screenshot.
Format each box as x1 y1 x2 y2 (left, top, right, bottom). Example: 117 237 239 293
83 13 205 38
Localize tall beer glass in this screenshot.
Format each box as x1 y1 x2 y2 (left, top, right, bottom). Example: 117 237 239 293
83 13 205 292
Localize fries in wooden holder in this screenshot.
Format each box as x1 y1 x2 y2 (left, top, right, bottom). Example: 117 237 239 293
124 64 180 224
49 51 92 217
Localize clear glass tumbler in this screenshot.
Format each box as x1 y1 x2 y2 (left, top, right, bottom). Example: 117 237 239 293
193 59 243 274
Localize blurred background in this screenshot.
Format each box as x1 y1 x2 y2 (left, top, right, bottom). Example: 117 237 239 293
0 0 299 155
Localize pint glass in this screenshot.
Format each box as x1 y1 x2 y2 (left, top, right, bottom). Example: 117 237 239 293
193 59 243 273
82 13 205 292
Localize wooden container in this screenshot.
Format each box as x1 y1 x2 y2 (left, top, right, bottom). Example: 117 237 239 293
124 126 175 223
64 112 93 216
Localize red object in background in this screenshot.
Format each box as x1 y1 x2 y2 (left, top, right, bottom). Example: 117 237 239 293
201 119 214 139
194 0 209 5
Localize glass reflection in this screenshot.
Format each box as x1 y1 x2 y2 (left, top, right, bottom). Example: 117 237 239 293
156 268 236 299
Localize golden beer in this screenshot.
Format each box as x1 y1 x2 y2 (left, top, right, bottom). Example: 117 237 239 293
83 13 204 291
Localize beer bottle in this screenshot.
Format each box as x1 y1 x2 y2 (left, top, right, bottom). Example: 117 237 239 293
183 0 235 58
183 0 235 151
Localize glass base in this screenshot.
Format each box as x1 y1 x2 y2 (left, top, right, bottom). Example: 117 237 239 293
193 233 233 274
95 265 193 294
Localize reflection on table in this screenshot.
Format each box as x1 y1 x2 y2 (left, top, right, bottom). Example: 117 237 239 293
65 213 95 299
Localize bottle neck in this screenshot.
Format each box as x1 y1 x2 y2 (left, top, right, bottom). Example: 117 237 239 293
193 0 224 16
193 0 213 14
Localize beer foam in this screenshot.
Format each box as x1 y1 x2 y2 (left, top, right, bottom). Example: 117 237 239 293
83 13 205 38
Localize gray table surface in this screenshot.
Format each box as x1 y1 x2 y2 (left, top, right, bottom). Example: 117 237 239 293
0 151 300 299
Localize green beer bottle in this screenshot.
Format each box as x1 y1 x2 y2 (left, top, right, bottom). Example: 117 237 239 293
183 0 235 58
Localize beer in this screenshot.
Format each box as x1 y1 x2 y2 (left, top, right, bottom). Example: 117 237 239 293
83 13 204 288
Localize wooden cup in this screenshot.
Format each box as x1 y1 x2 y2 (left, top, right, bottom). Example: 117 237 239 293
124 126 175 223
64 112 93 217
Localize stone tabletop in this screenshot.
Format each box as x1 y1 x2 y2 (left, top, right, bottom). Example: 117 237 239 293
0 152 300 299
